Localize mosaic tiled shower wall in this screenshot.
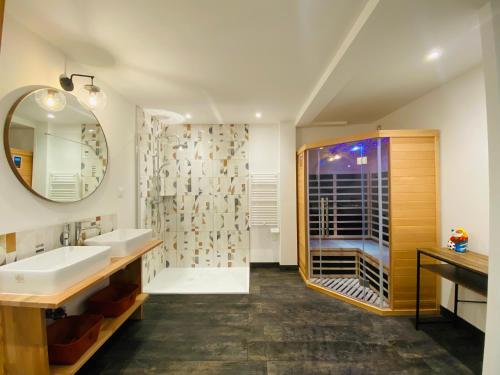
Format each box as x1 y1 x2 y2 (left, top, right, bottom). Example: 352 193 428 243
81 123 107 199
137 108 250 282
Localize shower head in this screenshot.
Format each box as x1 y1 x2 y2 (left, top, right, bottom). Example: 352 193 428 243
159 134 184 150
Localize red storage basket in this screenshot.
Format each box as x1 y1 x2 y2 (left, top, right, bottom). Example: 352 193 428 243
47 314 103 365
87 283 139 317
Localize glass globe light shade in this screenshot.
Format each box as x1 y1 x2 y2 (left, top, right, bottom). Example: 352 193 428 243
77 84 107 110
34 89 67 112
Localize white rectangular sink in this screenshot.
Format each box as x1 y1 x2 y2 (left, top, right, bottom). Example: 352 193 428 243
0 246 111 295
84 229 153 257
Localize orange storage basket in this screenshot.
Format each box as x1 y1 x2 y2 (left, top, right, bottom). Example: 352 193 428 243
87 283 139 317
47 314 103 365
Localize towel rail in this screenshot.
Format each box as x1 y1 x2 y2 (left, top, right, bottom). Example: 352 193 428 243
249 173 279 227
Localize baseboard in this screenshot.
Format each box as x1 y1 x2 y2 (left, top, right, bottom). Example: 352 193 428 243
250 262 298 271
250 262 279 268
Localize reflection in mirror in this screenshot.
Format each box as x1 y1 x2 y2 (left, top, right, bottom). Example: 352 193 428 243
4 88 108 202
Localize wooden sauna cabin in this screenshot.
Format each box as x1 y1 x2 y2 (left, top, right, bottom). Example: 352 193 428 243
296 130 440 315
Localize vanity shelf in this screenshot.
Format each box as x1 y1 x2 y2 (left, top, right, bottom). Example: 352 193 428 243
0 239 162 375
50 293 148 375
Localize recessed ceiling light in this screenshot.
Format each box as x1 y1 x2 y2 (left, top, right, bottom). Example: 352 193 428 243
185 113 192 119
425 48 443 62
47 113 55 119
255 112 262 119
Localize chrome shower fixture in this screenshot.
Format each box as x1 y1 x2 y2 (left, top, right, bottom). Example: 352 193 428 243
160 134 184 150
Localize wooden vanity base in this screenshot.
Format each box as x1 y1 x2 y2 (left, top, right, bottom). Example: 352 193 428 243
1 306 49 375
0 239 162 375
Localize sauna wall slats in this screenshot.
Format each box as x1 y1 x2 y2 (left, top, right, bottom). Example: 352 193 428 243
389 136 439 311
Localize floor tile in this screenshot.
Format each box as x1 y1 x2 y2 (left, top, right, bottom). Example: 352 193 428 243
78 268 483 375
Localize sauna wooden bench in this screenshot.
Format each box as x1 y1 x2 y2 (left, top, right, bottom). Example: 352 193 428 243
0 239 162 375
415 247 488 330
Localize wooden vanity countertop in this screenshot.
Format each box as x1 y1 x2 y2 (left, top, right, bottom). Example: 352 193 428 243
0 239 162 308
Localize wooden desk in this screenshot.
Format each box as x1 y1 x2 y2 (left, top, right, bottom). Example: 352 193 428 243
415 247 488 330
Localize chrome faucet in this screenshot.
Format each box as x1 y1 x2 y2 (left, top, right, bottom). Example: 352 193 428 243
60 224 71 246
75 222 102 246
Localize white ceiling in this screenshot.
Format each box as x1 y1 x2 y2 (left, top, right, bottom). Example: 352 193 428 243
302 0 487 126
6 0 368 124
5 0 486 126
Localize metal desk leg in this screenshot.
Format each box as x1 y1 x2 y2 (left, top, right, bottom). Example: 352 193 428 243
416 250 421 330
454 283 459 326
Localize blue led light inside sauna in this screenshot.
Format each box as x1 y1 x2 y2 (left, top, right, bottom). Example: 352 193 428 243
325 138 385 155
314 138 389 173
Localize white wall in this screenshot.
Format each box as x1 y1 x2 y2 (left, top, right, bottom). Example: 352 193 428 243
249 123 280 262
32 121 49 195
0 16 136 233
280 121 298 265
297 67 489 330
479 2 500 373
46 123 81 175
248 122 299 266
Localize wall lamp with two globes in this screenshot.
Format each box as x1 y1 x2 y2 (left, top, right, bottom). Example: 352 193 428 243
59 73 107 110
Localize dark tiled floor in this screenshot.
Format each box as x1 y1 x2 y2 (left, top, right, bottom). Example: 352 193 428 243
79 268 484 374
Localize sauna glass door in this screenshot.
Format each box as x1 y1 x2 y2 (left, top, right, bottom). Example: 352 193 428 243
359 138 390 307
307 147 325 278
368 138 390 307
307 138 390 308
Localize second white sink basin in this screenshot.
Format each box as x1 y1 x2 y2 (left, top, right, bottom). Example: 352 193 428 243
0 246 111 295
84 229 153 257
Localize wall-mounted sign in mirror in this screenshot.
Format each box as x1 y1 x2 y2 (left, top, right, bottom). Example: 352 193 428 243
3 87 108 202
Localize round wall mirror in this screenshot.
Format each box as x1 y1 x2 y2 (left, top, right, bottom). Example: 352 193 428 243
3 87 108 202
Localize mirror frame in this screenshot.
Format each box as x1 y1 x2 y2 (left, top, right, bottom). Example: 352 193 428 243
3 87 109 203
0 0 5 51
